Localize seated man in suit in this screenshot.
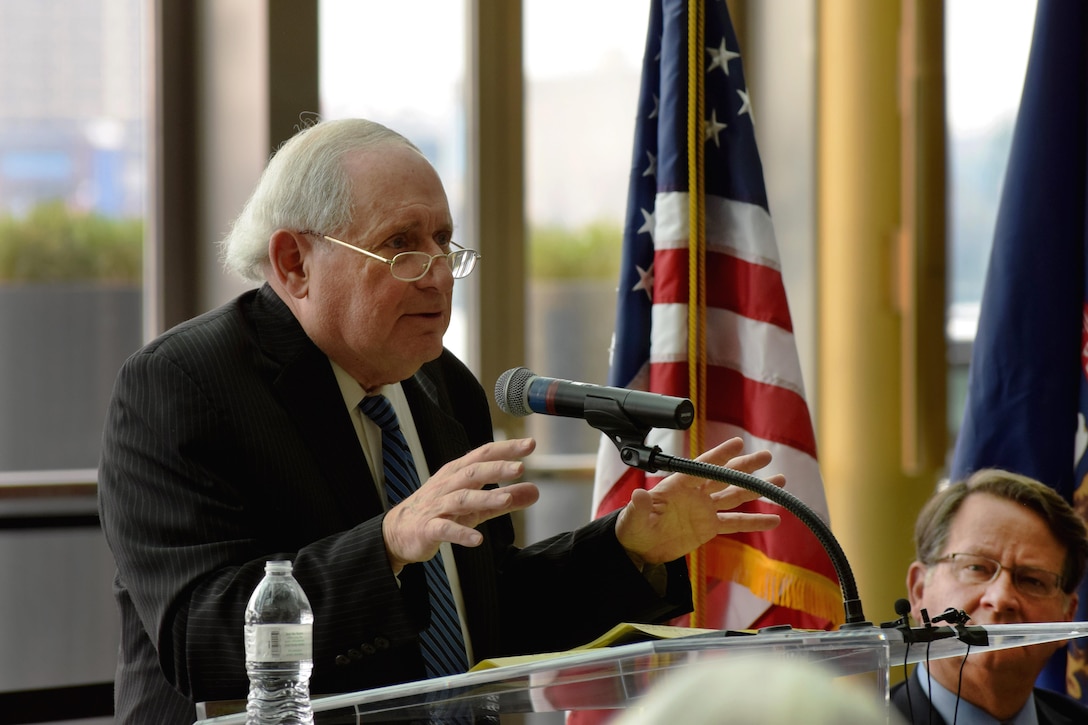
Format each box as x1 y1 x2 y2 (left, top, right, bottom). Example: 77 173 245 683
893 469 1088 724
97 117 787 724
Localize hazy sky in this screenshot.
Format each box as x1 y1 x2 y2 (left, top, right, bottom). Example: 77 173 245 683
319 0 650 119
945 0 1037 133
320 0 1037 132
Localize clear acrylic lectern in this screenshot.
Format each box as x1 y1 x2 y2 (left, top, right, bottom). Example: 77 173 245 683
193 621 1088 724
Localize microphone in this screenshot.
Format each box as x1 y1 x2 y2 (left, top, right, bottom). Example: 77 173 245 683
495 368 870 625
494 367 695 430
880 598 912 629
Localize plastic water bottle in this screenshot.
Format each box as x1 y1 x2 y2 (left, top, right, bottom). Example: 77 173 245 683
244 560 315 724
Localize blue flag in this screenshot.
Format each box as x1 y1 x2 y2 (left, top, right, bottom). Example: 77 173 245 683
949 0 1088 699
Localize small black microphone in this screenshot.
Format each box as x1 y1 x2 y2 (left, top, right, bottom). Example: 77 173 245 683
880 598 913 629
931 607 970 626
494 367 695 430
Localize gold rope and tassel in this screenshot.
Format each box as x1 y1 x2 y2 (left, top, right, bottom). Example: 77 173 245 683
710 539 847 626
685 0 708 629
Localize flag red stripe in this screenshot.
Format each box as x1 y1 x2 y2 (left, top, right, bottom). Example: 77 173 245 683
727 501 837 576
649 360 690 399
653 248 793 331
594 466 661 519
652 361 818 457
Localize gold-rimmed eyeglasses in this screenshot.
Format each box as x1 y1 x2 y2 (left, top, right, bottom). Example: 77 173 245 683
931 552 1064 598
302 231 481 282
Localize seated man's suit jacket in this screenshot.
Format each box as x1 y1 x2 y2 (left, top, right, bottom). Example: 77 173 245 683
891 668 1088 725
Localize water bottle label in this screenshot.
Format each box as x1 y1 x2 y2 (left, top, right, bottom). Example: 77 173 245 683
244 623 313 662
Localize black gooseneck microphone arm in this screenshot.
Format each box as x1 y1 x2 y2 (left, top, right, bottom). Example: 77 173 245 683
584 395 868 626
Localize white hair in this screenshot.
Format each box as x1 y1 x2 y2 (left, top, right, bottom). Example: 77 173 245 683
219 117 420 281
613 654 901 725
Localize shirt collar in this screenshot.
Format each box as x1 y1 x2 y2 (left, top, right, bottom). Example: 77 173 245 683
916 663 1038 725
330 359 367 411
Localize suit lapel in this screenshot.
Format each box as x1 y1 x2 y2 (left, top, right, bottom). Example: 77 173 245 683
403 364 503 660
1035 690 1081 725
892 670 949 725
251 286 381 521
402 368 471 472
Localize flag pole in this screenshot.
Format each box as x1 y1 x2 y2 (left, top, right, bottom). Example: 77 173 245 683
686 0 708 628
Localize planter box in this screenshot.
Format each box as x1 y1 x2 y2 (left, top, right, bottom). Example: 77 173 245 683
0 283 141 471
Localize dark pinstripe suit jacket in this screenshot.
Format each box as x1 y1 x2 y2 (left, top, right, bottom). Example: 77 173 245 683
98 284 692 725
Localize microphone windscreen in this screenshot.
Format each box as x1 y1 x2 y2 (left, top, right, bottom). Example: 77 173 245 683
894 598 911 617
495 367 534 416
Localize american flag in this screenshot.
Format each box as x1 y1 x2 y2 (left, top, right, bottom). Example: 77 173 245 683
949 0 1088 702
591 0 841 630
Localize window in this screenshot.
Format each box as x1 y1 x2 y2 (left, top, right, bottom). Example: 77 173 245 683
0 0 145 706
319 0 470 360
945 0 1037 434
0 0 146 475
524 0 652 459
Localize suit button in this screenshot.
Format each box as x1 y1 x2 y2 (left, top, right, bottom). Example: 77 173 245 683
348 648 362 660
374 637 390 650
361 643 377 655
335 655 350 667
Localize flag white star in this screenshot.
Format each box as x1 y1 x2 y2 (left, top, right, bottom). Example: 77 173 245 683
737 88 752 118
637 208 655 241
632 263 654 301
706 37 740 76
642 150 657 178
649 93 660 120
705 108 727 147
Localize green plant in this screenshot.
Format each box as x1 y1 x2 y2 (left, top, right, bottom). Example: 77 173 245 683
529 221 623 280
0 201 143 283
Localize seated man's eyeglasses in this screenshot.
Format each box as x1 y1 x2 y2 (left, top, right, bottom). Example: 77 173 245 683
931 552 1064 598
300 231 481 282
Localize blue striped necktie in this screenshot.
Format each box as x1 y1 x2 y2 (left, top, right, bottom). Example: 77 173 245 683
359 394 470 677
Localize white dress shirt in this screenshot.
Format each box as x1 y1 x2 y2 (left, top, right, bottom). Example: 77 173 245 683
331 360 475 665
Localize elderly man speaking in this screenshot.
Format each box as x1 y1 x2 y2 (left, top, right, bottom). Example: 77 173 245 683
98 118 785 724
